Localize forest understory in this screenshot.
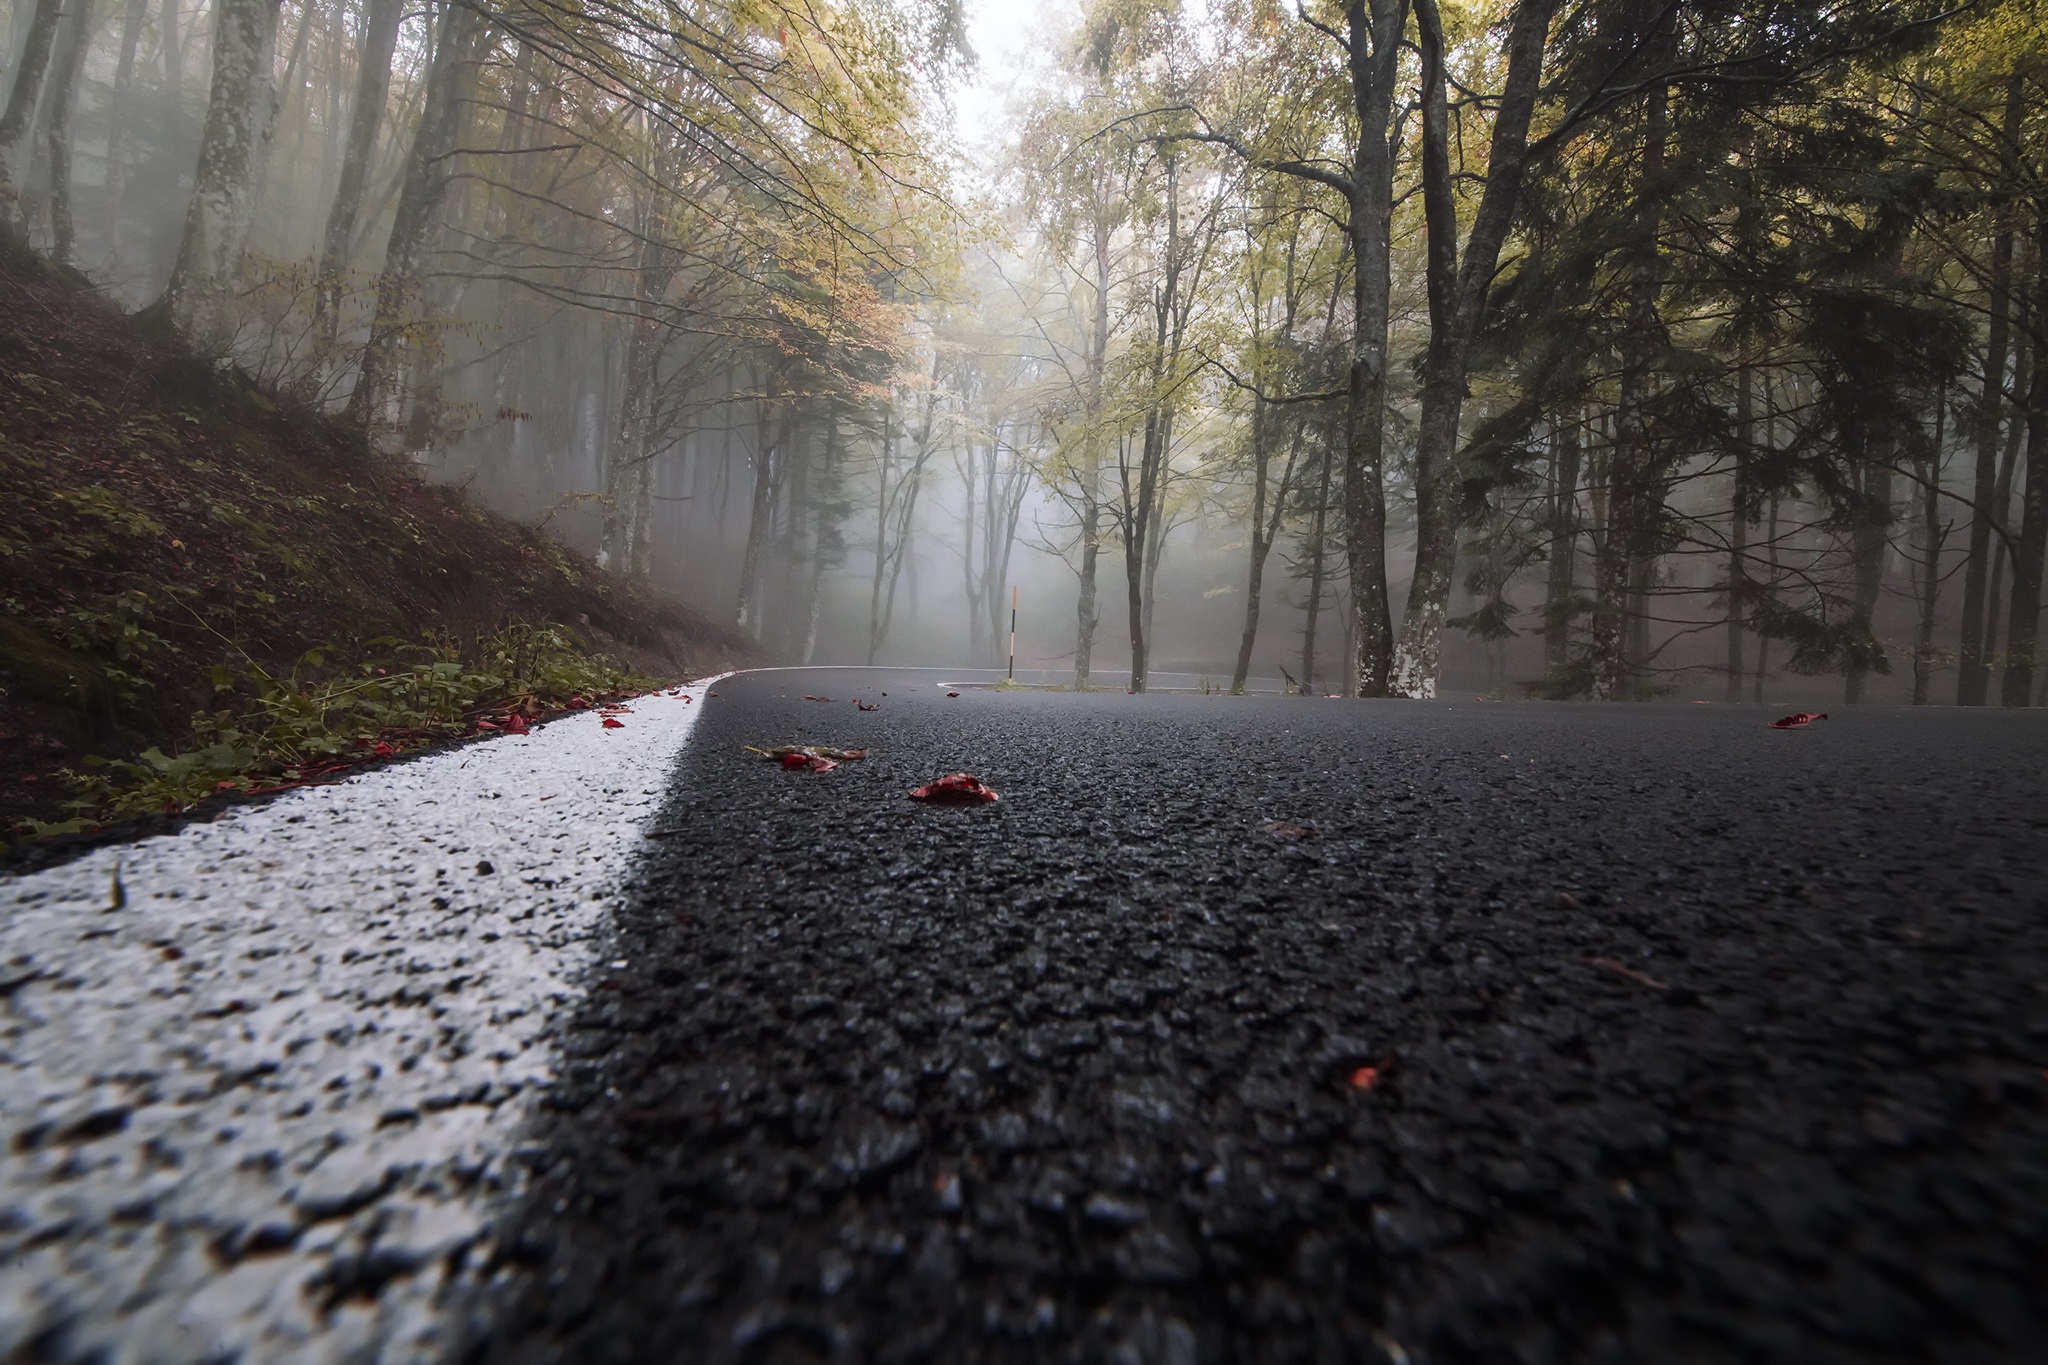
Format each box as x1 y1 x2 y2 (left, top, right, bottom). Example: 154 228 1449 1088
0 224 767 851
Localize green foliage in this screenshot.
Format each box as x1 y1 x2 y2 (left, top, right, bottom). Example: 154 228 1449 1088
27 625 653 836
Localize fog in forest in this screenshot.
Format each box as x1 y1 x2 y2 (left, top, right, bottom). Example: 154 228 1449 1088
4 0 2041 704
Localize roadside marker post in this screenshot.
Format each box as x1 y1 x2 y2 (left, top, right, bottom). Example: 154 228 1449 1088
1009 586 1017 682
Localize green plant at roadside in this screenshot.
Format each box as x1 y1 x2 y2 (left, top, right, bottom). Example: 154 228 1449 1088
18 624 656 838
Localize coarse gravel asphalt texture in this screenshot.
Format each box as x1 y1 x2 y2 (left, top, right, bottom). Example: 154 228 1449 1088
454 668 2048 1365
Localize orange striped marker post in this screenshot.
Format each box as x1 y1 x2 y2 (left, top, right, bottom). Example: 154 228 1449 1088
1008 586 1018 682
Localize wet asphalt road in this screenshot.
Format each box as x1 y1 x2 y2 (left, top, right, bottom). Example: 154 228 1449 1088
458 668 2048 1364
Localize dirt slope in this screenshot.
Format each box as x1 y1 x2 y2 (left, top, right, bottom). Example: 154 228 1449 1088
0 228 765 839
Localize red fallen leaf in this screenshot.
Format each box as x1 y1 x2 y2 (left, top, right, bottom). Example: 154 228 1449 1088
602 716 625 729
856 700 879 711
946 691 960 698
568 696 590 710
505 714 529 734
778 751 840 771
681 695 693 703
214 780 238 792
371 741 396 758
476 719 500 731
803 695 816 700
808 756 841 772
1768 711 1829 729
1348 1066 1380 1092
909 773 1000 804
780 752 809 769
708 691 719 698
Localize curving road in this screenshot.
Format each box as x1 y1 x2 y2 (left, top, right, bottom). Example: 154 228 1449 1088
452 668 2048 1364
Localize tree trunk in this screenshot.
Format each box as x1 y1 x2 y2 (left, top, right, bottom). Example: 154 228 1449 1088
1390 0 1557 697
1986 329 2029 676
1844 450 1893 704
735 377 780 635
867 407 898 665
599 320 659 573
310 0 402 366
963 436 983 660
799 410 843 664
160 0 182 102
1913 392 1947 705
43 0 94 265
1958 75 2022 706
2000 228 2048 707
1592 80 1667 701
0 0 66 216
1544 415 1581 675
1073 207 1112 688
103 0 148 273
1075 476 1101 686
1726 361 1751 699
1232 395 1273 693
159 0 284 353
347 0 482 435
1123 158 1181 694
1341 0 1408 698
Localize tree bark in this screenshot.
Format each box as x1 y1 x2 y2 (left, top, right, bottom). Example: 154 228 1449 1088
347 0 483 436
103 0 148 272
0 0 65 215
1726 361 1751 699
1591 79 1667 700
735 374 780 634
1912 392 1947 705
310 0 403 366
1844 448 1893 704
43 0 94 265
1341 0 1408 698
1122 157 1182 693
1544 415 1580 675
1073 204 1112 688
1390 0 1557 698
2000 223 2048 707
1958 75 2023 706
1986 328 2029 676
159 0 284 353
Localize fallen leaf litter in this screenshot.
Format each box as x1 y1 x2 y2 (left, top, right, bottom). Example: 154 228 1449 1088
908 773 1000 804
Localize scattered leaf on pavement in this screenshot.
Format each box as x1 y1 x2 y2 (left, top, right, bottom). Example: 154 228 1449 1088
946 691 960 698
746 744 869 762
909 773 1000 804
602 717 625 728
1768 711 1829 729
1348 1066 1380 1091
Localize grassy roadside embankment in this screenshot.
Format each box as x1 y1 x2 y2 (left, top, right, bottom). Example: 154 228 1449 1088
0 230 764 853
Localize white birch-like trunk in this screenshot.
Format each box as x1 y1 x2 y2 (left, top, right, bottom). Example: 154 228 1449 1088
160 0 282 354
